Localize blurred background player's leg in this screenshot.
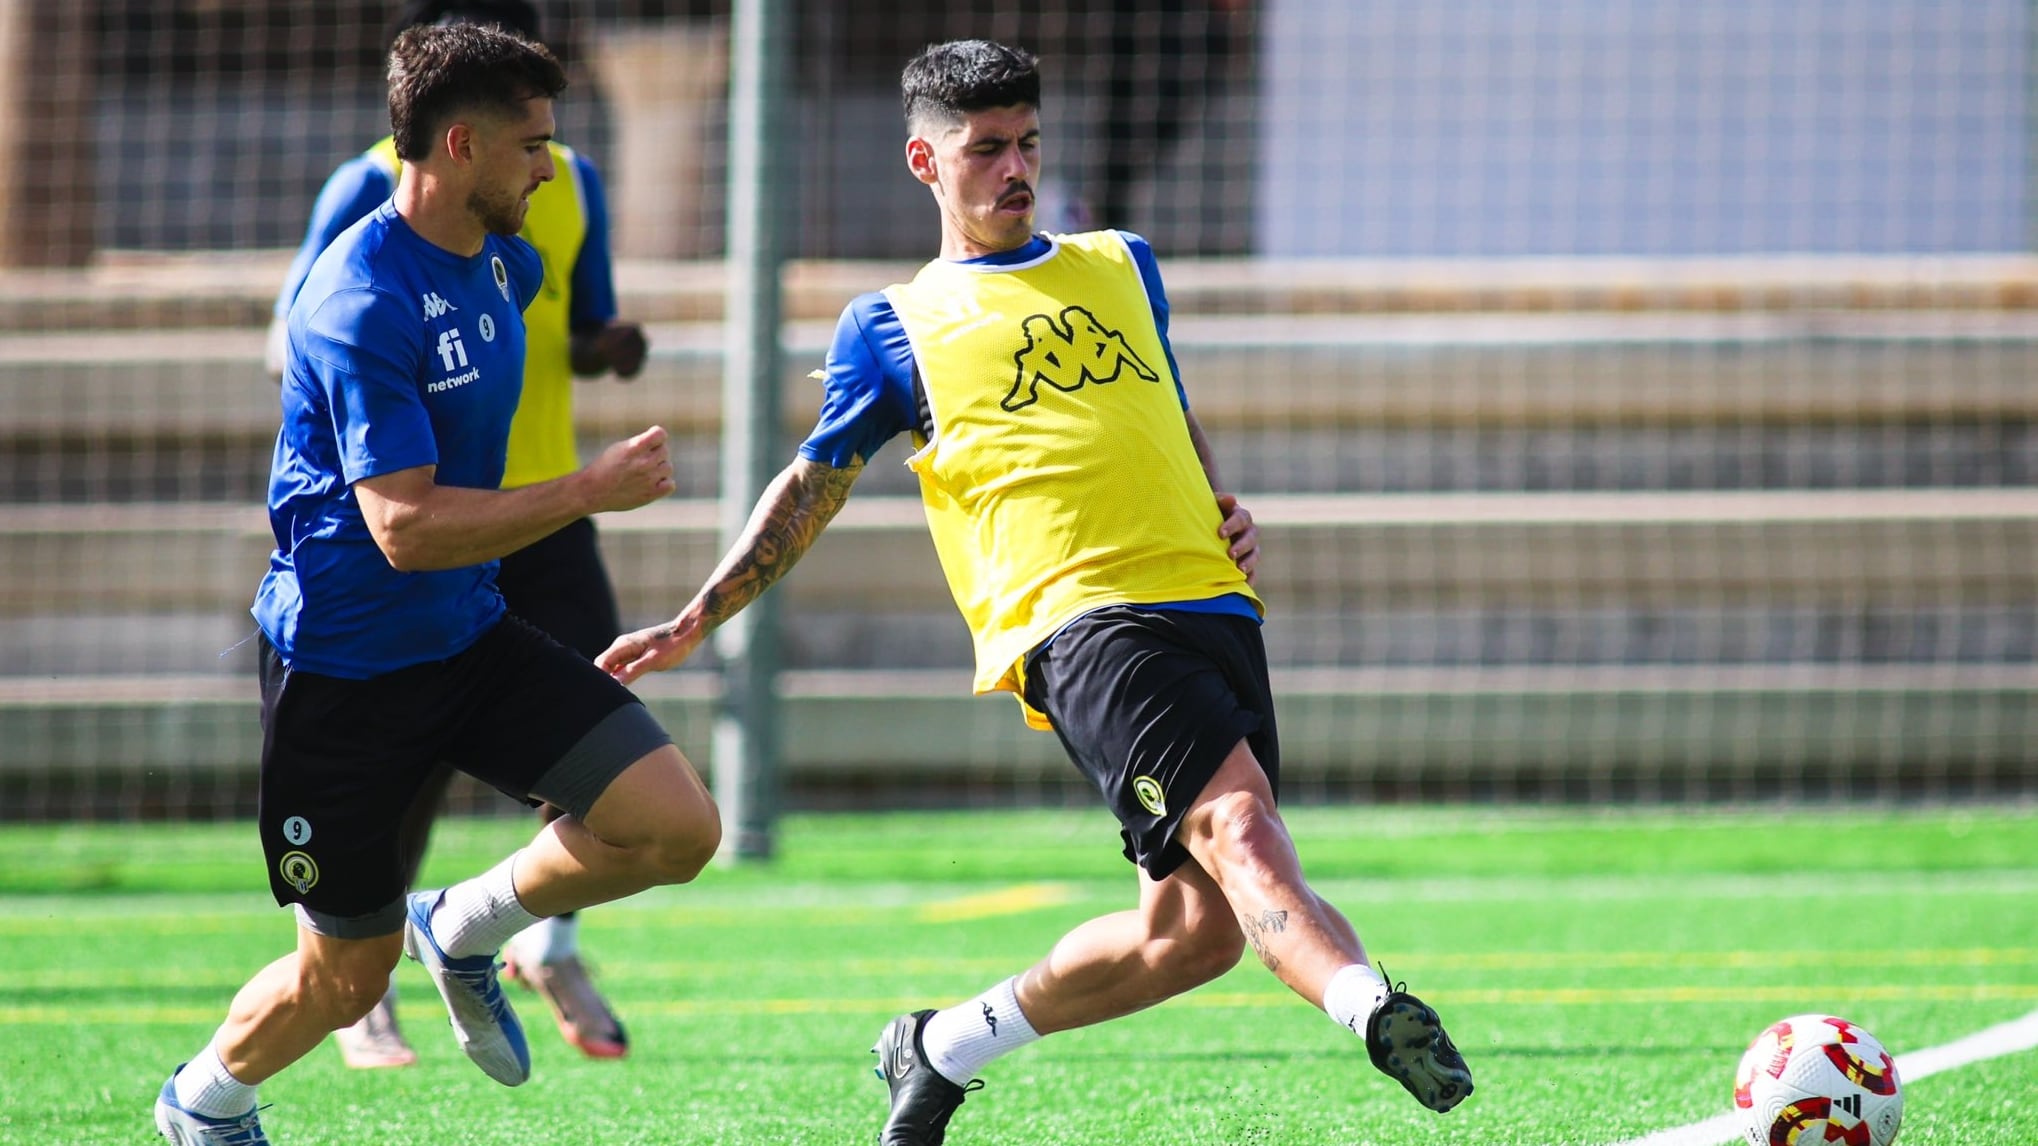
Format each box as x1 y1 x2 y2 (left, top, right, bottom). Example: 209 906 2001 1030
494 518 632 1059
500 803 630 1059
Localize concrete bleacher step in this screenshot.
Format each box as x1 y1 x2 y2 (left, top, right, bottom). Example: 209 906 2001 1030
5 311 2034 502
4 491 2033 622
5 312 2035 441
3 664 2032 781
8 601 2032 677
3 252 2034 333
12 418 2035 507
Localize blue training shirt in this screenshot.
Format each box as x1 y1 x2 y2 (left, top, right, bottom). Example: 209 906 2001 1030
257 202 545 678
274 149 617 332
798 230 1256 626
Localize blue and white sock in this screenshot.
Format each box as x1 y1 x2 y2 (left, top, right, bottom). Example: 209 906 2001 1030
919 976 1041 1085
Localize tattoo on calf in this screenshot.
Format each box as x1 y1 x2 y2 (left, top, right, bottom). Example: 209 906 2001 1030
1240 908 1289 973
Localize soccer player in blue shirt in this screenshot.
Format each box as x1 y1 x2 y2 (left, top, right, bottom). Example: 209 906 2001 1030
154 25 719 1144
270 0 642 1068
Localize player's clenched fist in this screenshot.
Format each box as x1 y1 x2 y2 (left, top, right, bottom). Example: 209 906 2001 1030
586 425 675 511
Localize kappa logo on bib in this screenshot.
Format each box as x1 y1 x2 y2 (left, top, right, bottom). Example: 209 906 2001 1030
1003 304 1160 412
1131 775 1168 817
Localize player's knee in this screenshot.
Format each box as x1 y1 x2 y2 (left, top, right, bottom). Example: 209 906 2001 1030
325 974 391 1027
644 834 717 885
303 952 398 1026
643 798 721 884
1201 788 1285 870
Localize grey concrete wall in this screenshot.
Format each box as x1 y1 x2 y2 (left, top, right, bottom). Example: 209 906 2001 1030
1259 0 2030 255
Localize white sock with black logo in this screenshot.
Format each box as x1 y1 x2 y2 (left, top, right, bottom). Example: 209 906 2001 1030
429 852 541 959
1323 963 1391 1037
919 976 1041 1086
171 1041 258 1118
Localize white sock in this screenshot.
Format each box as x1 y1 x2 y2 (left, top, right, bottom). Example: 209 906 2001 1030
919 977 1041 1085
429 853 541 959
171 1042 257 1119
1323 963 1391 1036
509 913 578 965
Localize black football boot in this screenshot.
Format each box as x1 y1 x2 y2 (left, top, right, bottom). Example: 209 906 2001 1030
872 1009 983 1145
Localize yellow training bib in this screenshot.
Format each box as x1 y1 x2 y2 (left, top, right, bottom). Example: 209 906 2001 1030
884 231 1260 729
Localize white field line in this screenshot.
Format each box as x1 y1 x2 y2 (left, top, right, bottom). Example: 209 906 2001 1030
1612 1007 2038 1146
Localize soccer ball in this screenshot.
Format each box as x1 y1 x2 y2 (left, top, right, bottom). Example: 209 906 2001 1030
1734 1014 1903 1146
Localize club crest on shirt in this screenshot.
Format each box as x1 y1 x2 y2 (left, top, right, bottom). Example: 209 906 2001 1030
1003 304 1159 412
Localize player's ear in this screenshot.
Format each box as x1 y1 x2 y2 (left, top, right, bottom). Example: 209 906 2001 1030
443 122 475 166
905 135 938 187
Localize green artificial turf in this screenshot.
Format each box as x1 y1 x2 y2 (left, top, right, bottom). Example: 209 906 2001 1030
0 805 2032 1144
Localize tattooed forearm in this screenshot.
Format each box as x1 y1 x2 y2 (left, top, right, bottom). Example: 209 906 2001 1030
692 456 863 632
1239 908 1289 973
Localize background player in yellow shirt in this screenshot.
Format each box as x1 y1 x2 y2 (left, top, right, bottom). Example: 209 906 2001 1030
598 38 1473 1145
270 0 643 1067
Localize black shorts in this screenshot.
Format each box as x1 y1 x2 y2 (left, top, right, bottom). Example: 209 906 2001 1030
1022 605 1279 881
256 614 671 935
496 516 622 661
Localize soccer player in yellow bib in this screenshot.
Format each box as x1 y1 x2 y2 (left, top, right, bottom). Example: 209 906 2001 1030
598 39 1474 1142
269 0 642 1067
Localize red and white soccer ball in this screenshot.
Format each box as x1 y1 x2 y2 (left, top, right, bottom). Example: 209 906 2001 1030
1734 1014 1903 1146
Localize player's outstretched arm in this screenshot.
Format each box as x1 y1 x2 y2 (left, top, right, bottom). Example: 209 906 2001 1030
598 454 864 683
357 425 673 572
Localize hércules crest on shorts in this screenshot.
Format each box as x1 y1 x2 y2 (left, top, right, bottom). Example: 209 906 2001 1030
278 850 320 895
1132 775 1168 817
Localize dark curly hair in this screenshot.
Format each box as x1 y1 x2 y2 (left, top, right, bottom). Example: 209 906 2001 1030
387 22 566 162
901 40 1040 133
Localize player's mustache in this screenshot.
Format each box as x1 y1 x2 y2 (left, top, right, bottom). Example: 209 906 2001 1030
997 182 1034 207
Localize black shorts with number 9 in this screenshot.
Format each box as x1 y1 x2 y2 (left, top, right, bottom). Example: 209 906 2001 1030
1022 604 1280 881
